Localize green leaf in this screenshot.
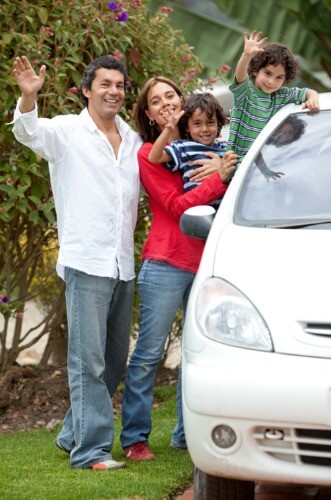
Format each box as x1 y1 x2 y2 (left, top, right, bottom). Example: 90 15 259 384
44 209 56 224
0 211 10 222
3 199 16 211
17 199 28 214
2 33 13 45
0 185 12 193
6 208 19 221
30 182 43 198
21 174 32 187
25 16 37 25
16 185 29 197
29 211 40 223
28 196 42 207
90 34 103 55
37 7 49 24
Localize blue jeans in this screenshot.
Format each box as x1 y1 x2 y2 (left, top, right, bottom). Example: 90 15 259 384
57 268 134 468
120 259 194 449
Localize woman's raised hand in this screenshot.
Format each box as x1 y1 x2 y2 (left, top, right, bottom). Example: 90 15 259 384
161 108 185 131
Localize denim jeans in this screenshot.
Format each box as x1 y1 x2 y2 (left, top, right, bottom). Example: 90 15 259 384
57 268 134 468
120 259 194 449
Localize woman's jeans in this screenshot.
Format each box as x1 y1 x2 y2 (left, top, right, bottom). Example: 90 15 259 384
57 268 134 468
120 260 194 449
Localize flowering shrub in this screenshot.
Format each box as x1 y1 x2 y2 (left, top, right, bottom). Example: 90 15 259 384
0 0 205 372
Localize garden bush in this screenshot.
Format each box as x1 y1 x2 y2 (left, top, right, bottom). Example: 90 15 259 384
0 0 211 373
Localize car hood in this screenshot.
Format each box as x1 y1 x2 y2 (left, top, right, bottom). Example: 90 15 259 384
213 223 331 357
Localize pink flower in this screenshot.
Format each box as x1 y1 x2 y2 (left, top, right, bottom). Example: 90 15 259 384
41 26 54 36
69 86 78 94
112 49 124 60
14 312 24 319
159 6 173 13
220 64 231 74
6 178 13 185
188 68 196 74
209 77 218 83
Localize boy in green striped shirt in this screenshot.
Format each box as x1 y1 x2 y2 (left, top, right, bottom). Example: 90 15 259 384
227 31 320 161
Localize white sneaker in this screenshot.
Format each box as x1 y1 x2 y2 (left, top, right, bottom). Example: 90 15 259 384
91 459 126 470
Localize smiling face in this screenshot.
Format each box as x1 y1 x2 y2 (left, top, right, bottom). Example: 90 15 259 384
82 67 125 122
145 81 182 130
254 64 286 94
186 108 219 145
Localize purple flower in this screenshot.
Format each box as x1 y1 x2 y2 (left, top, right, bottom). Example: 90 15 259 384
1 296 9 303
108 2 118 10
116 10 128 22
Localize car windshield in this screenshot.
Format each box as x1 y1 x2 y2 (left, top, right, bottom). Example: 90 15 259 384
235 111 331 228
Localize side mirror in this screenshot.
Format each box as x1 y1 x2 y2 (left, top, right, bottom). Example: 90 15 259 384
180 205 216 240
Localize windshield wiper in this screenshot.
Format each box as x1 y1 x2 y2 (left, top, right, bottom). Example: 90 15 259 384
267 219 331 229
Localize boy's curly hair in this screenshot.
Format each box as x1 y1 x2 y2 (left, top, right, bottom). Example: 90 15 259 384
248 43 299 84
179 92 226 139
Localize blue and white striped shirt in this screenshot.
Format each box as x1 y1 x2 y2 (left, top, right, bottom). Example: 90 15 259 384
164 139 227 192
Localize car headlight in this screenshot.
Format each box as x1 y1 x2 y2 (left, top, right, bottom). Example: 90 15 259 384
195 277 273 351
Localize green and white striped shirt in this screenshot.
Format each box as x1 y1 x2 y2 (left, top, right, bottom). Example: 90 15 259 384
227 78 308 159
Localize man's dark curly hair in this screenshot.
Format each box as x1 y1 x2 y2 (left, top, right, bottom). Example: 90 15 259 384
248 43 299 84
78 55 128 107
179 92 226 139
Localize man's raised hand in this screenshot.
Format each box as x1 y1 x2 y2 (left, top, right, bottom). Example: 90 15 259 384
12 56 46 96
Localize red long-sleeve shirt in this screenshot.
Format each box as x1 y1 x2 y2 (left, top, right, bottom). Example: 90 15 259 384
139 142 228 274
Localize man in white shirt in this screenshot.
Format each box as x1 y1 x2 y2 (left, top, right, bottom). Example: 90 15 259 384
12 55 142 470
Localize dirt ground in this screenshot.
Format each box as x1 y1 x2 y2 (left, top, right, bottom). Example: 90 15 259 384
0 364 178 433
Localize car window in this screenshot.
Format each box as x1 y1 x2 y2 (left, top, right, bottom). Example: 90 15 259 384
235 111 331 227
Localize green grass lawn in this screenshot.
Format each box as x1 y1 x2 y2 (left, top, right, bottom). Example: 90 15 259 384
0 386 193 500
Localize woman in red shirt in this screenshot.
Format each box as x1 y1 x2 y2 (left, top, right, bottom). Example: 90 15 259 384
120 77 237 461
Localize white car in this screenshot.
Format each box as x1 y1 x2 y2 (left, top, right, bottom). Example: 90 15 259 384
180 93 331 499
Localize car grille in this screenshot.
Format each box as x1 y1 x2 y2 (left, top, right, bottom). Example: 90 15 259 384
304 323 331 337
254 427 331 466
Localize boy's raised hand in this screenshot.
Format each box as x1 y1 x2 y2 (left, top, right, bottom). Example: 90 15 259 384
243 31 268 57
12 56 46 96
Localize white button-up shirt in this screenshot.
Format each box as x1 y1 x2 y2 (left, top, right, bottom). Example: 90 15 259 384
13 101 142 281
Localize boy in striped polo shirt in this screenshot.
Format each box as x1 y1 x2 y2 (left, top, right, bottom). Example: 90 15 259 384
148 92 238 206
227 31 320 162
